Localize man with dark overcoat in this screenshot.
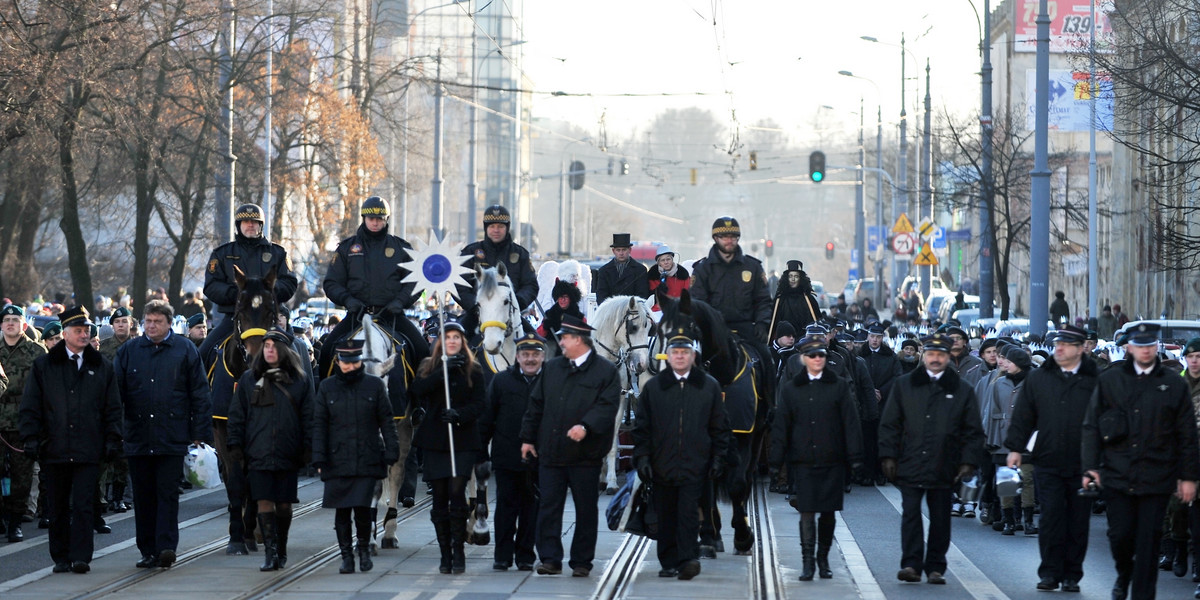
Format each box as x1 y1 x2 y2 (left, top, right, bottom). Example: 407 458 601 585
595 233 650 304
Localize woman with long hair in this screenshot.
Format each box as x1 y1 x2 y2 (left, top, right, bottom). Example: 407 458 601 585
410 319 486 574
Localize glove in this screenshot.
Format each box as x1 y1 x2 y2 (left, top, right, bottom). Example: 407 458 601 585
446 353 467 370
709 460 726 481
956 464 976 483
881 458 897 482
344 298 365 313
411 407 427 428
755 321 771 344
475 460 492 481
105 445 122 462
636 457 653 483
22 440 39 463
441 408 461 424
227 445 245 465
384 299 407 316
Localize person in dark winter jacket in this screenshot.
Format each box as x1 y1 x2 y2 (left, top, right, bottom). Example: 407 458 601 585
770 321 799 381
646 245 689 305
1003 325 1098 593
312 340 399 575
1081 323 1200 600
1049 291 1070 327
520 315 620 577
537 279 583 340
595 233 650 304
769 260 821 340
632 329 731 581
114 300 212 569
479 332 546 572
457 204 539 331
770 335 863 582
859 323 899 484
879 334 986 585
898 339 921 374
18 306 122 573
987 346 1034 536
410 320 486 575
226 327 314 572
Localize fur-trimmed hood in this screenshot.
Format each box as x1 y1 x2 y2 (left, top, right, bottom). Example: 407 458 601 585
790 367 839 387
654 364 710 391
551 278 582 305
47 340 103 368
859 341 895 359
908 364 962 391
647 264 689 282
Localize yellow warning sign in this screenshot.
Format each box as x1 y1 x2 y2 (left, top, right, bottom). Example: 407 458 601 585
892 213 914 234
914 243 939 266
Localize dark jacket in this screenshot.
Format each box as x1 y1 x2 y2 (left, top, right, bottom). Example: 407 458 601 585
850 356 878 421
115 332 213 456
595 258 650 305
311 367 399 480
1004 355 1099 475
647 264 689 300
771 280 822 335
410 359 486 453
323 223 416 310
227 364 314 472
689 245 772 332
878 366 986 489
770 369 863 467
480 365 540 471
1050 297 1071 326
631 367 731 484
519 350 620 467
860 342 902 403
458 235 538 311
204 233 298 313
1081 358 1200 495
18 343 122 464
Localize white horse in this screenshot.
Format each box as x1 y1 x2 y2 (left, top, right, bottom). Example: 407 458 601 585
589 295 655 494
475 264 523 375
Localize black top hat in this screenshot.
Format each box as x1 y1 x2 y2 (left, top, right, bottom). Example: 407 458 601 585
797 335 828 356
610 233 633 248
336 339 365 362
555 314 595 337
785 260 804 272
1127 322 1160 346
514 332 547 351
58 305 94 329
665 326 695 350
1054 324 1087 345
923 333 954 353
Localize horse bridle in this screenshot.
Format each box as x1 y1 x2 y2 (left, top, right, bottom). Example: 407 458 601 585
230 297 278 365
594 305 651 391
478 279 521 368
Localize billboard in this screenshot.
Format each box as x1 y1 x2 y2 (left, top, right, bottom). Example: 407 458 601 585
1025 69 1114 132
1014 0 1115 53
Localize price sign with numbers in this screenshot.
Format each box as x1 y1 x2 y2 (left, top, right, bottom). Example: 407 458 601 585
1015 0 1115 54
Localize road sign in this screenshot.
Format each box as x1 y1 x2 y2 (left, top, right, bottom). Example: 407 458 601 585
947 228 972 242
850 248 860 269
931 226 946 249
892 213 914 234
916 217 937 241
891 233 916 255
868 226 884 252
914 242 939 266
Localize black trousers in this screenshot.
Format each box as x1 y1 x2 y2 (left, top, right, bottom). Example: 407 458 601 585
536 464 600 570
898 485 952 575
43 463 101 565
1034 468 1091 583
1104 491 1169 600
128 455 185 556
861 419 880 480
653 480 702 569
493 468 538 566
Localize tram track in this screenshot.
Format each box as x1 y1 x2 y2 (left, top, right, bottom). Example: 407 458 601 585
592 530 652 600
748 478 785 599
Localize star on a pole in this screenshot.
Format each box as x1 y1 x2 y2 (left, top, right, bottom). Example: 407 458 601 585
400 236 473 300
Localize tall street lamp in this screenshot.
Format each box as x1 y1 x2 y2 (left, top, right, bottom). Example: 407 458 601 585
469 39 525 243
839 70 885 307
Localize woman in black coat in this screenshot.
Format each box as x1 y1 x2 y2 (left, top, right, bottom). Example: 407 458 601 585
312 340 399 574
409 320 486 575
770 336 863 582
227 327 314 571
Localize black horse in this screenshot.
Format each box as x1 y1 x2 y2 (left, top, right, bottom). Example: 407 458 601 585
205 265 280 555
654 288 770 554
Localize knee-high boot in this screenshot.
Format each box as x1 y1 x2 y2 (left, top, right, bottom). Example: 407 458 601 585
434 520 453 574
275 507 292 569
336 519 355 574
798 518 816 581
817 513 835 579
450 516 467 574
354 511 374 572
257 512 279 571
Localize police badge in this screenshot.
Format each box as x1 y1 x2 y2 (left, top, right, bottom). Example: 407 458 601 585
208 259 218 274
475 249 486 260
262 252 272 262
509 253 519 263
742 270 752 283
385 247 395 258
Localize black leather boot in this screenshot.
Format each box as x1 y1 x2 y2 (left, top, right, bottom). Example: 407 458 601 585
336 520 355 574
355 512 373 572
450 517 467 574
434 520 453 574
1176 540 1190 578
257 513 279 571
226 504 248 555
1001 507 1016 535
798 519 816 581
817 514 835 578
276 507 292 569
1022 506 1038 536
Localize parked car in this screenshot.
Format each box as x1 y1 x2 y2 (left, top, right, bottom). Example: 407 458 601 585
852 278 877 305
298 296 347 324
895 276 950 310
1114 319 1200 350
810 280 829 309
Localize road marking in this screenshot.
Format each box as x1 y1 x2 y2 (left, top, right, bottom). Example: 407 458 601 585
876 485 1011 600
836 519 886 600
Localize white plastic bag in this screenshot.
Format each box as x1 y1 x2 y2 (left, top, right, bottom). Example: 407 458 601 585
184 443 221 489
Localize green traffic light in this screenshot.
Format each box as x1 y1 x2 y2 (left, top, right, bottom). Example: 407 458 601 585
812 172 823 182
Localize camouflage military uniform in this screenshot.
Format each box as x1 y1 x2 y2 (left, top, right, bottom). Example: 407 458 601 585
98 335 131 363
96 334 132 513
0 335 47 534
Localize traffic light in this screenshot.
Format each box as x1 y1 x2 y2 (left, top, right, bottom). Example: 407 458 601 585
607 158 614 176
764 239 774 257
825 241 835 259
620 159 630 175
809 150 826 183
749 151 758 171
569 160 585 190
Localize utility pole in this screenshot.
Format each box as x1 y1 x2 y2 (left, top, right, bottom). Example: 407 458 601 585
467 28 478 242
896 35 909 298
431 52 445 241
1030 0 1051 336
979 0 995 319
856 96 866 284
215 0 237 245
262 0 273 238
1087 0 1099 323
875 104 884 307
919 59 932 302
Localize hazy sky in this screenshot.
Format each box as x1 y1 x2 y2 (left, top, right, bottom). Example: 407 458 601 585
517 0 991 142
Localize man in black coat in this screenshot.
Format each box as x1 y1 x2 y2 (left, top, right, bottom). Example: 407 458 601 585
690 217 772 344
595 233 650 304
879 334 986 585
520 315 620 578
479 332 546 572
859 323 898 484
18 307 122 574
632 328 731 581
1082 323 1200 600
1003 325 1098 593
458 205 539 334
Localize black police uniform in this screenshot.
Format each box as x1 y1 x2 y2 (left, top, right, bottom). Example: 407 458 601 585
456 206 538 337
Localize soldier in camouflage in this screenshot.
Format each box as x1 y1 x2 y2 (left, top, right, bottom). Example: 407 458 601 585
0 304 47 542
96 306 133 517
98 307 134 362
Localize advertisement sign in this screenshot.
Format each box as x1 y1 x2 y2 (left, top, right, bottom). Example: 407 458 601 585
1014 0 1115 53
1026 69 1115 132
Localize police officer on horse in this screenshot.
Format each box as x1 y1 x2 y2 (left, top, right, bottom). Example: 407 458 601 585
456 205 538 338
319 196 429 378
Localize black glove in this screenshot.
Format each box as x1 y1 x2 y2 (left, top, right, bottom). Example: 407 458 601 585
755 321 771 344
411 407 426 428
384 299 407 316
227 445 245 465
441 408 461 424
475 460 492 481
956 464 976 483
709 460 726 481
344 298 365 313
22 440 39 463
636 457 653 483
105 445 122 462
881 458 897 482
446 353 467 370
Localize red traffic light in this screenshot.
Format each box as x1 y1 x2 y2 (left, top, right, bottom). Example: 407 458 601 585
764 239 774 256
825 242 834 251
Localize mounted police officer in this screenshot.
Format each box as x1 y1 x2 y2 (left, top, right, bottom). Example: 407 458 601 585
319 195 429 379
457 205 538 337
199 203 298 362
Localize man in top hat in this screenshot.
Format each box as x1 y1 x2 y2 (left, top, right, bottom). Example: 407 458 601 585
18 306 122 573
595 233 650 305
770 260 821 339
632 326 730 581
520 315 620 578
1003 324 1098 592
1 304 47 542
879 333 985 585
1082 322 1199 600
200 203 298 362
646 245 689 302
457 204 539 336
186 313 207 346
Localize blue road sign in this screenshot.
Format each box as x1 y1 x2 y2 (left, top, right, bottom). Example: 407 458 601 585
931 226 947 250
868 226 884 252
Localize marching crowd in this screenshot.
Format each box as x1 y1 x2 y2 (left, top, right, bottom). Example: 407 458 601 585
2 199 1199 600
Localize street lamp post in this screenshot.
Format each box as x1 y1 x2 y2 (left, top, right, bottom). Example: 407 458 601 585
839 71 885 307
468 40 525 243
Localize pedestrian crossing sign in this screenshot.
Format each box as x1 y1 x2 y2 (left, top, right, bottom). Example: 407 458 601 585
892 213 914 234
914 243 939 266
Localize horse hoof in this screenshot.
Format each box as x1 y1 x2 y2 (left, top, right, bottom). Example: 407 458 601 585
734 530 755 554
370 542 378 556
606 486 618 495
380 538 398 549
735 548 753 556
471 533 490 546
225 542 249 556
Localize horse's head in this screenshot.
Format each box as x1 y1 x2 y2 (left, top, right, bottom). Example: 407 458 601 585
475 263 520 355
655 288 731 366
592 295 653 376
233 264 279 358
